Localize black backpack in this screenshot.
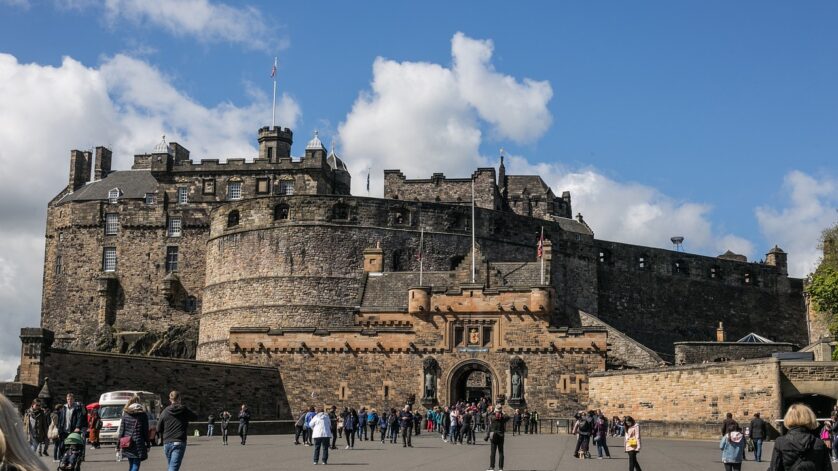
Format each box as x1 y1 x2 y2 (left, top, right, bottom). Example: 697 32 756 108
578 418 592 434
789 445 816 471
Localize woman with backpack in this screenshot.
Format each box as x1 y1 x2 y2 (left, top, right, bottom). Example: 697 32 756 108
720 425 745 471
768 403 831 471
624 416 642 471
378 411 388 443
117 395 149 471
367 409 379 441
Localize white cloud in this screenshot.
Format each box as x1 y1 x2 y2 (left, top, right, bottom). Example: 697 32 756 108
339 32 552 196
756 171 838 277
0 52 299 380
62 0 285 51
1 0 30 8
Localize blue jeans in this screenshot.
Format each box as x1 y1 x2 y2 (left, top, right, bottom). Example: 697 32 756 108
163 442 186 471
753 438 764 462
207 424 214 437
313 437 329 463
128 457 141 471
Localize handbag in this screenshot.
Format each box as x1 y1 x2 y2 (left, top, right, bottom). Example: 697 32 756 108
627 437 638 448
119 416 135 449
48 422 59 441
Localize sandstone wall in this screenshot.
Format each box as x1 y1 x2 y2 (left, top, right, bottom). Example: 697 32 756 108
589 359 781 430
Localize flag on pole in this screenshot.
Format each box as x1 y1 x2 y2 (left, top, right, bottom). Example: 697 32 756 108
537 229 544 258
271 58 277 78
366 169 371 193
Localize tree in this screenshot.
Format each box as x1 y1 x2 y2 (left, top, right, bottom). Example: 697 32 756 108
805 223 838 357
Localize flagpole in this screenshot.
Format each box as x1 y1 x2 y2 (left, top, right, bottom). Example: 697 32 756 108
540 226 544 285
419 228 424 286
271 57 277 128
471 176 476 284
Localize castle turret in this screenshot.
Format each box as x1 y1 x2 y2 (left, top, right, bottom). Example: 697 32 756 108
765 245 788 275
258 126 293 162
498 154 508 201
304 131 327 164
68 149 92 191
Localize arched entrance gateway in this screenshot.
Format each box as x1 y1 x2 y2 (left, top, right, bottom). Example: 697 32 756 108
448 360 498 405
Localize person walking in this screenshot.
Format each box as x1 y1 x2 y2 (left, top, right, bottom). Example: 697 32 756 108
88 405 102 449
399 405 414 447
343 408 357 449
593 411 611 459
768 403 831 471
378 411 388 443
357 407 367 441
157 390 197 471
294 409 308 445
206 413 215 438
831 415 838 463
118 395 150 471
522 409 530 434
237 404 250 445
23 399 48 455
0 393 49 471
49 404 62 462
388 409 399 444
304 406 316 446
512 409 521 436
219 410 231 446
531 410 539 434
720 425 745 471
328 406 339 450
413 410 422 436
721 412 739 436
748 412 767 462
624 416 642 471
309 406 332 465
367 409 378 441
484 405 510 471
56 393 84 459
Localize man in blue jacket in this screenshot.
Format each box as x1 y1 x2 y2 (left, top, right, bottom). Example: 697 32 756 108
56 393 84 458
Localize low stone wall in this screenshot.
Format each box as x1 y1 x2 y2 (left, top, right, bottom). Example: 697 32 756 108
588 359 782 430
675 341 795 365
21 342 290 420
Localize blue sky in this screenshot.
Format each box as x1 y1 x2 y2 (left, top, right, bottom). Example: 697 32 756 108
0 0 836 377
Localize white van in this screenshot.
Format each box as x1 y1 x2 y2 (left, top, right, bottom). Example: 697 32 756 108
98 391 163 445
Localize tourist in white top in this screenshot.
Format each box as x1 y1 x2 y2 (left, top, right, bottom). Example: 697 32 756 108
309 407 333 465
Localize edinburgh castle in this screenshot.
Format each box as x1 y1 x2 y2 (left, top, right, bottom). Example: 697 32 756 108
9 123 810 425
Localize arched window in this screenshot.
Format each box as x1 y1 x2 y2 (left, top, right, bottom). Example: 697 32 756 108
274 204 289 220
227 210 240 228
392 209 408 225
673 260 689 275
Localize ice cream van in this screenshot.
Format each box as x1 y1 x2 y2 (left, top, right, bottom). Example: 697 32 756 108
98 391 163 445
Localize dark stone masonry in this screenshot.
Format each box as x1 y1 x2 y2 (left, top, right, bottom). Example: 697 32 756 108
8 124 807 422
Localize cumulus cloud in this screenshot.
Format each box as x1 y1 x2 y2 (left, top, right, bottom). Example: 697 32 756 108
58 0 285 51
339 32 552 196
0 52 299 380
756 171 838 277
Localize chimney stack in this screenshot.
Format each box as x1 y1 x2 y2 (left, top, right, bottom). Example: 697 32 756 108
716 321 726 342
68 150 92 191
94 147 112 181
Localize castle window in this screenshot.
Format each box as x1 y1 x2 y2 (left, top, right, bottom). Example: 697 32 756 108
104 213 119 235
184 296 197 312
638 255 648 270
256 178 270 195
227 210 240 228
202 179 215 195
266 147 273 161
108 188 120 204
673 260 688 275
102 247 117 272
599 249 611 264
278 180 294 196
274 204 290 220
454 326 465 347
710 265 721 279
392 209 409 226
145 193 156 205
744 271 753 285
482 326 493 347
332 203 349 220
166 246 179 272
58 232 64 242
383 385 389 399
168 217 182 237
391 249 403 272
177 187 188 205
227 181 242 201
54 255 62 275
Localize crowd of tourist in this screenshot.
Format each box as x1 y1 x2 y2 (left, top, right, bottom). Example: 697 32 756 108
2 388 838 471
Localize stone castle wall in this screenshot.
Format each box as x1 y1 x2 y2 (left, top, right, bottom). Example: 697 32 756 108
674 342 795 365
588 359 782 438
595 239 806 359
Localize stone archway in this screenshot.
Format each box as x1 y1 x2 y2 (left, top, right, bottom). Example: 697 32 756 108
447 360 498 405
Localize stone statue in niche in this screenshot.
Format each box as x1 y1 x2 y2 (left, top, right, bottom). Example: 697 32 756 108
509 356 525 401
423 357 439 400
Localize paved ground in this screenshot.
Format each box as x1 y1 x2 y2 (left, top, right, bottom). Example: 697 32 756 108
38 432 832 471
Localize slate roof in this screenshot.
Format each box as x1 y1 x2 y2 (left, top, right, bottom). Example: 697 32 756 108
58 171 159 204
361 272 453 310
490 262 543 287
506 175 552 197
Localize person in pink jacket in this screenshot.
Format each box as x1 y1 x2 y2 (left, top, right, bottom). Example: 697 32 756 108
624 416 642 471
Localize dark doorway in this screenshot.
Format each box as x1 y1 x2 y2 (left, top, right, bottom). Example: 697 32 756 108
450 362 494 405
784 394 836 420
